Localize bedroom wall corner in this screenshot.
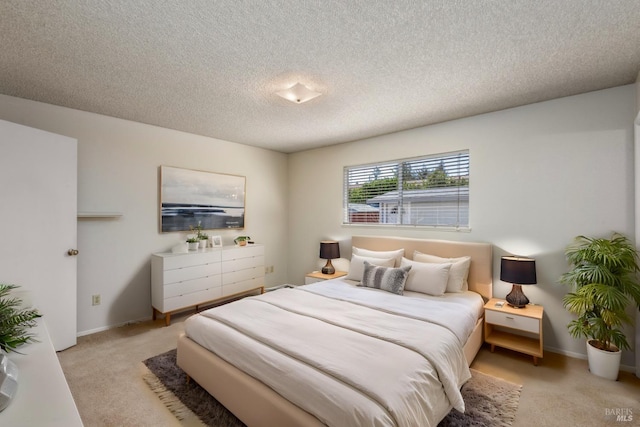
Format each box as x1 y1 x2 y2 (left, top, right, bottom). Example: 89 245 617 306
0 94 289 336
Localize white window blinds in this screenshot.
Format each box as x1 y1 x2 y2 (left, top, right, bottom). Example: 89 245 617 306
343 150 469 228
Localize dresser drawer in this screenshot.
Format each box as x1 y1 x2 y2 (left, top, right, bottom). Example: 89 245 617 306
486 310 540 334
164 262 221 284
223 266 263 286
164 275 221 299
163 287 223 312
162 250 221 270
222 245 263 261
223 278 263 296
222 255 264 273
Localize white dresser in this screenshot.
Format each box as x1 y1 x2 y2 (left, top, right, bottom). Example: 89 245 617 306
1 319 83 426
151 244 264 325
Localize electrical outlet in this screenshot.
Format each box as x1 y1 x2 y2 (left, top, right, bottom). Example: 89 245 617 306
92 294 101 306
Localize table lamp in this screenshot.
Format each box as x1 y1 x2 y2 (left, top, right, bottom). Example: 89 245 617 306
320 241 340 275
500 256 537 308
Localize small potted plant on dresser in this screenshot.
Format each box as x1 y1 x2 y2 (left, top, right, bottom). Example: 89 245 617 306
186 237 200 251
198 233 209 249
560 233 640 380
234 236 251 247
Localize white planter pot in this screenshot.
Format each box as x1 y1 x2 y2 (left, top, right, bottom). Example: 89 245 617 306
587 340 621 380
187 242 199 251
199 239 207 249
0 352 18 411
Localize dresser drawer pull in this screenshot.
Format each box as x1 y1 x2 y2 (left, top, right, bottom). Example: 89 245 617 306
506 316 514 320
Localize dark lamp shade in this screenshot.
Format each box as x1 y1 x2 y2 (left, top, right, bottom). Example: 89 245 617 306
319 241 340 260
500 256 537 285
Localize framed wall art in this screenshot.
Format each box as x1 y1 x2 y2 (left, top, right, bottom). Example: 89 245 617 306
160 166 245 232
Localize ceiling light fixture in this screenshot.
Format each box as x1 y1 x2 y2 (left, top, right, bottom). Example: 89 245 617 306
275 82 321 104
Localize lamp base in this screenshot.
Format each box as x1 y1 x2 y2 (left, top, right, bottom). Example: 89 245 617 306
321 259 335 275
506 284 529 308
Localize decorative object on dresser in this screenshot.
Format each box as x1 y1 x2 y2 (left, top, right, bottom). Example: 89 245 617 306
319 240 340 274
560 233 640 380
304 271 347 285
0 284 41 412
233 236 251 246
185 237 199 251
500 256 537 308
210 235 222 248
151 245 265 326
160 166 246 232
484 298 544 365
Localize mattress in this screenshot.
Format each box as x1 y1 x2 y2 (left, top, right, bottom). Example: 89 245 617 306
184 279 482 427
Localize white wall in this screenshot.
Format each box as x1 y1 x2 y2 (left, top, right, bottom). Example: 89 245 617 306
0 94 289 335
288 85 637 368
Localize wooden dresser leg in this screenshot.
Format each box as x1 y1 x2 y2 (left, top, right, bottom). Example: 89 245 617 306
533 356 538 366
490 344 495 353
152 308 157 321
165 313 171 327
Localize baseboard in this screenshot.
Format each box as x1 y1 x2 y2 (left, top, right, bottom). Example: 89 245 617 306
544 345 636 373
77 315 153 337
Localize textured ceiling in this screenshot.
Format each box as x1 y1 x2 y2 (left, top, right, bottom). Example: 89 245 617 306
1 1 639 153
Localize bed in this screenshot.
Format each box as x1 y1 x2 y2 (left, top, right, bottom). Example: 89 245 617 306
177 236 492 427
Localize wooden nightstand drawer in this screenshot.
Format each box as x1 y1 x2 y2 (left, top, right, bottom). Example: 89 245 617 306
486 310 540 334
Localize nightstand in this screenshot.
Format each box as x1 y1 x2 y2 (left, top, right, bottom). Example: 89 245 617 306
304 271 347 285
484 298 544 365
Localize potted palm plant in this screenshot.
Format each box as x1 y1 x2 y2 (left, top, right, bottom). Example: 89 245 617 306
0 284 41 353
560 233 640 380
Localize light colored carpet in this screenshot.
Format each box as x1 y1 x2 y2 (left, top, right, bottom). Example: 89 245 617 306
142 349 521 426
58 311 640 426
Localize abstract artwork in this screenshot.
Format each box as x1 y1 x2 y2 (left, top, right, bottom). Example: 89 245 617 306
160 166 245 232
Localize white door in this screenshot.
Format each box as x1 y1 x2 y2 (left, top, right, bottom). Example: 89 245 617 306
0 119 77 351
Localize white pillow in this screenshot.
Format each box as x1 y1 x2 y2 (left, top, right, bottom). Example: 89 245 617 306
400 258 451 296
413 251 471 293
352 247 404 267
345 254 395 281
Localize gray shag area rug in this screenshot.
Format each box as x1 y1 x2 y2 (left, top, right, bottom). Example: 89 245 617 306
143 349 521 427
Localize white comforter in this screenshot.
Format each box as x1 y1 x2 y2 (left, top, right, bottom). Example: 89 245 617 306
184 280 475 427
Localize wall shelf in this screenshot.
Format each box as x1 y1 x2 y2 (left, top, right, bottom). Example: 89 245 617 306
77 212 123 219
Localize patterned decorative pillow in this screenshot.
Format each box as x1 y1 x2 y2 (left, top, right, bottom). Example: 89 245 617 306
359 261 412 295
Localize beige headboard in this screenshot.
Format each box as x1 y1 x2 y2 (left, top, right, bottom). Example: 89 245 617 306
350 235 493 301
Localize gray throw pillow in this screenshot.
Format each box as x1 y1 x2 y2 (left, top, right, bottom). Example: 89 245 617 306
359 261 412 295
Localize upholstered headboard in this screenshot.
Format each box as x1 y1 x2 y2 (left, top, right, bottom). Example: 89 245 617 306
350 235 493 301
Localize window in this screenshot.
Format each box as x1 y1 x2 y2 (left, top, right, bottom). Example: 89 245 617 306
343 150 469 229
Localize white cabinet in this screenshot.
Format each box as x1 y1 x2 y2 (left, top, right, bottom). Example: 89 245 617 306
152 245 264 325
